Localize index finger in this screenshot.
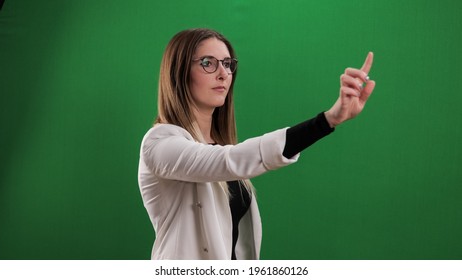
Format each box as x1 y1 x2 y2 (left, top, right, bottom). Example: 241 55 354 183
360 52 374 74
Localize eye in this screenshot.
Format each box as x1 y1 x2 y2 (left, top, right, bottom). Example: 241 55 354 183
222 60 231 68
200 58 212 67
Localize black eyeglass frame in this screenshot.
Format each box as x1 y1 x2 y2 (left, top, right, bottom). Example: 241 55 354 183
192 56 238 74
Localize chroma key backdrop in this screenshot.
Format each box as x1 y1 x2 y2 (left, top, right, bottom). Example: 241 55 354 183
1 0 461 259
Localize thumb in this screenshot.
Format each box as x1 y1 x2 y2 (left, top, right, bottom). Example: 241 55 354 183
360 80 376 102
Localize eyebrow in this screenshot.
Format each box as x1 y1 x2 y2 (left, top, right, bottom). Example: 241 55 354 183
198 55 232 60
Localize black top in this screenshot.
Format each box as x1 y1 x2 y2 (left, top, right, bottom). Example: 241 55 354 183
228 112 334 259
228 180 251 260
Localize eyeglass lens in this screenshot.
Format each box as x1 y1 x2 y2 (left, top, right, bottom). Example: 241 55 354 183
200 57 237 74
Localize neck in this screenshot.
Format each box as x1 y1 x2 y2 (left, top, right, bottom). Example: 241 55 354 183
193 107 215 143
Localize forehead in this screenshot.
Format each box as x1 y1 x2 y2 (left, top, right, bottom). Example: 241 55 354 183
195 37 231 58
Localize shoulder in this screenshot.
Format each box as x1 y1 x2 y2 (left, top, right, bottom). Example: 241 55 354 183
139 124 201 167
142 123 195 144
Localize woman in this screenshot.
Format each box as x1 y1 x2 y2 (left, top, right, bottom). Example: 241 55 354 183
138 28 375 260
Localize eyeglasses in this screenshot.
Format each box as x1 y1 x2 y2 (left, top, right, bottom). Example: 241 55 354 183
192 56 238 74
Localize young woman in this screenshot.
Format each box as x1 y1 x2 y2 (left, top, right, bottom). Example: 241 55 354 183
138 28 375 260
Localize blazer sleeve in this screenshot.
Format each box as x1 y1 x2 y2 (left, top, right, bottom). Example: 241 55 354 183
140 124 299 183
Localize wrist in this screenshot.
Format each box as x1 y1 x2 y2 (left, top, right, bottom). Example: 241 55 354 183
324 111 338 128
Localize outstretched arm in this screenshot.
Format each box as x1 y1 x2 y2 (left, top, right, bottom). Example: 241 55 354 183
325 52 376 127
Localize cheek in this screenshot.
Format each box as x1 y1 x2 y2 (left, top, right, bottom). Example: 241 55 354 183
191 69 202 85
190 72 211 92
190 73 209 101
190 74 201 94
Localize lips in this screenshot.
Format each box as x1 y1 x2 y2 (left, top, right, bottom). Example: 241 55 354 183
212 86 226 92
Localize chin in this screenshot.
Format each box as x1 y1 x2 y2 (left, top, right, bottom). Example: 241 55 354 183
212 97 227 107
212 103 226 109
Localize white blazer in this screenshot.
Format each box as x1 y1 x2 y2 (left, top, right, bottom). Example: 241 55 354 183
138 124 299 259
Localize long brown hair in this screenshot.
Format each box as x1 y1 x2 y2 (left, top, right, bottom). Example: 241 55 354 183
155 28 238 145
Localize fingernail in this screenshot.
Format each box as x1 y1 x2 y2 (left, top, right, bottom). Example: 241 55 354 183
365 75 370 81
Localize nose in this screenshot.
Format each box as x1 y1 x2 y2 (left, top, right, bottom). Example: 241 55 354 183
216 62 229 81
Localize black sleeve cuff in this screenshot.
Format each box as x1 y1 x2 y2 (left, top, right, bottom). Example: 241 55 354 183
282 112 335 159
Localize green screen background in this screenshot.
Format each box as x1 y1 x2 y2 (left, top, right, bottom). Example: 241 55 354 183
1 0 461 259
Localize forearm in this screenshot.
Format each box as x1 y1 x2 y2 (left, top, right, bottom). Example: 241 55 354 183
282 112 335 159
